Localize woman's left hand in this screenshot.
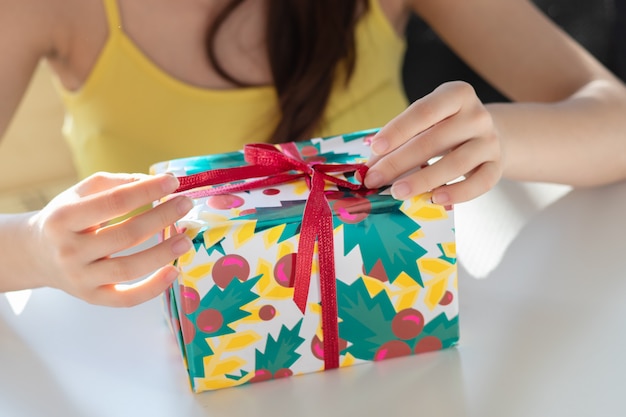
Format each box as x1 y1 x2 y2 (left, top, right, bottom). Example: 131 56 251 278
364 81 503 205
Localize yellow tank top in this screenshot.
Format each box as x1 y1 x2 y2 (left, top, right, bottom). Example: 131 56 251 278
55 0 408 178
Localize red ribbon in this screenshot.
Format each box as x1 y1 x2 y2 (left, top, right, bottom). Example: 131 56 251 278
174 142 369 370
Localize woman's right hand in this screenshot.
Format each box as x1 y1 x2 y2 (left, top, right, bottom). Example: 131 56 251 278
27 172 193 307
364 81 503 205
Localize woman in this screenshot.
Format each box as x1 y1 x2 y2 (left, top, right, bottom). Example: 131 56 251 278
1 0 625 306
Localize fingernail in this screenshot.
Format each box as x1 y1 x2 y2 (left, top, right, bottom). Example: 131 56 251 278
172 235 192 255
391 182 411 200
177 196 194 215
364 171 384 188
371 138 389 155
164 267 180 283
162 174 180 193
432 192 450 205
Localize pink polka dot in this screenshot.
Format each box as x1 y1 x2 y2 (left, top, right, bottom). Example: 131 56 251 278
305 156 327 164
439 291 454 306
263 188 280 195
274 253 297 287
300 146 318 157
212 254 250 288
324 191 345 200
238 208 257 216
258 305 276 321
206 194 244 209
333 197 371 224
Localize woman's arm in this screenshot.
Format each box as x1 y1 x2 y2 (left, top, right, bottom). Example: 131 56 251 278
366 0 626 203
0 0 59 291
0 0 193 306
0 0 56 139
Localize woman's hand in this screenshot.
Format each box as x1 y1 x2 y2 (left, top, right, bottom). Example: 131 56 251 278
364 81 503 205
27 172 193 307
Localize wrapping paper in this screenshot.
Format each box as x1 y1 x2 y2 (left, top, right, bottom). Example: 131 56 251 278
151 130 459 392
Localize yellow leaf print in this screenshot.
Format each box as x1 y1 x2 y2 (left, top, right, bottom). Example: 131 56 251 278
263 224 287 248
255 259 273 294
418 258 456 310
401 193 448 221
233 221 257 248
419 258 453 275
394 275 422 308
255 258 293 300
198 212 229 224
340 352 357 368
195 372 252 391
186 263 213 280
371 272 422 312
440 242 456 259
424 276 448 311
362 275 386 297
223 330 263 351
409 229 425 240
195 332 262 390
211 357 247 378
293 181 310 196
264 287 294 299
277 241 296 258
203 225 230 248
177 249 195 267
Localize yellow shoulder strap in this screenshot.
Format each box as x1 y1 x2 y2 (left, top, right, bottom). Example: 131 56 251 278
102 0 122 33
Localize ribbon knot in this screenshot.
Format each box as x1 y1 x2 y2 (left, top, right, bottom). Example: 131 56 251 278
174 142 369 370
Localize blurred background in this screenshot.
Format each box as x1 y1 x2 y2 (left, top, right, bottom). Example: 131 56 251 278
0 0 623 213
0 64 75 213
403 0 624 103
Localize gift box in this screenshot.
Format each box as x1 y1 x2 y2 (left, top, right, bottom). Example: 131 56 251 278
151 129 459 393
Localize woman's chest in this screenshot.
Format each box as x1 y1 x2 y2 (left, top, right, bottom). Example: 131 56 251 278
52 0 410 93
53 0 271 91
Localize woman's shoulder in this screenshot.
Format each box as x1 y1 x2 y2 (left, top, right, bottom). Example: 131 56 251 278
377 0 414 34
0 0 59 56
35 0 109 91
1 0 104 59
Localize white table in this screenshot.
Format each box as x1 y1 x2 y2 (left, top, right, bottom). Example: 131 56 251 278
2 179 625 417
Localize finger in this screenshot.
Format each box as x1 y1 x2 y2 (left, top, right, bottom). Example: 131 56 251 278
63 174 180 232
83 195 194 260
73 172 153 197
368 82 473 157
388 138 497 200
364 113 481 189
431 161 501 205
91 264 182 308
85 232 192 287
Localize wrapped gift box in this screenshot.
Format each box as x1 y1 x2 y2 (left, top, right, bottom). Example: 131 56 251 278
151 130 459 393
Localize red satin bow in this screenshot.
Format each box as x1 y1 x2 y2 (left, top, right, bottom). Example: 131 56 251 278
174 142 369 369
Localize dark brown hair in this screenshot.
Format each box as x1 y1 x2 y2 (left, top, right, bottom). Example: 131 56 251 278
206 0 368 143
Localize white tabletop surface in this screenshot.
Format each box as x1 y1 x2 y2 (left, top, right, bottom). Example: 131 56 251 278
2 179 625 417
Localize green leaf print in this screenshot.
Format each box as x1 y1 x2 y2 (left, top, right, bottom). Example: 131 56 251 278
437 243 457 265
186 274 261 347
336 278 397 361
338 194 427 286
184 274 261 379
201 274 260 333
255 319 305 373
415 313 460 349
187 338 214 379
